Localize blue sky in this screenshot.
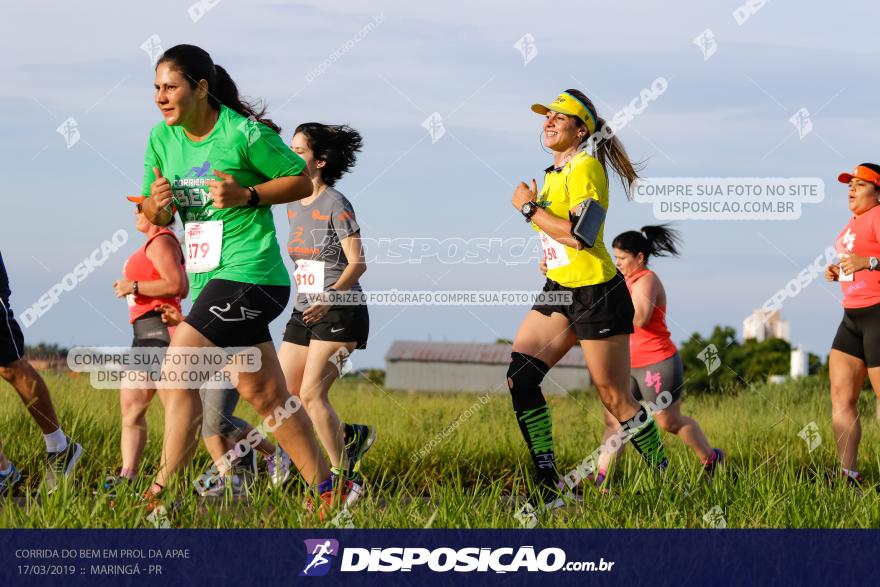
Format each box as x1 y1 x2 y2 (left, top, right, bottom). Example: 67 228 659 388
1 0 877 368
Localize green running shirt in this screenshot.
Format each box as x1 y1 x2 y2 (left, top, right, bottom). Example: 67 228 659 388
140 105 305 300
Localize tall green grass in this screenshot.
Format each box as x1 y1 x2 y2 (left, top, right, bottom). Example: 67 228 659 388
1 373 879 528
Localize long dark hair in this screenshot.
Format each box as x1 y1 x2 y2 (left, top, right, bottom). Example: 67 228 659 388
157 44 280 133
613 224 681 263
294 123 363 187
564 88 643 200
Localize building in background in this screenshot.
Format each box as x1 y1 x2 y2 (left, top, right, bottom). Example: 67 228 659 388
790 346 808 378
385 340 590 393
743 309 790 342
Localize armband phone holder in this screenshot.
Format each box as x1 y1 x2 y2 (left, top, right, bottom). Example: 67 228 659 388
570 199 606 248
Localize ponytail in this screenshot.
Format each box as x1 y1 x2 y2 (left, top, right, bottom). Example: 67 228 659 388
294 123 363 187
564 88 644 200
157 44 281 133
211 64 280 133
612 224 681 263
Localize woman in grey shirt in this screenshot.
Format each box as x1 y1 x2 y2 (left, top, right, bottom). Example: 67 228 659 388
280 123 375 493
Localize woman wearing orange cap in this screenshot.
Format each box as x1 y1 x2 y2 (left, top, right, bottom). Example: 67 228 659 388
508 89 668 510
825 162 880 488
111 198 287 497
109 196 188 493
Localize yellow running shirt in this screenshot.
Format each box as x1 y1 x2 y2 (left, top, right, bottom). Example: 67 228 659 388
532 151 618 288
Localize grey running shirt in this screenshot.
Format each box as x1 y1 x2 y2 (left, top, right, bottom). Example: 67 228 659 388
286 187 362 311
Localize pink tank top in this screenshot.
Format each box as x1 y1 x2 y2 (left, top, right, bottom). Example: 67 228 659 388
123 229 184 324
626 268 677 368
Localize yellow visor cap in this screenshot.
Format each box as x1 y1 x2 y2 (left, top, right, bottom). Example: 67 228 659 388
531 92 597 135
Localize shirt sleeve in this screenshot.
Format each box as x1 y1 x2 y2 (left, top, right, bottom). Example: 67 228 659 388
565 156 607 210
872 211 880 247
244 123 306 181
330 196 361 240
141 128 160 197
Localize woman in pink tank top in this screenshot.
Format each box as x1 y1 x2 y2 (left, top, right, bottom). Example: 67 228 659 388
105 196 188 493
825 163 880 488
592 225 722 488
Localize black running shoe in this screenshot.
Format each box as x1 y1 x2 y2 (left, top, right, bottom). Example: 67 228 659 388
344 424 376 474
45 438 83 494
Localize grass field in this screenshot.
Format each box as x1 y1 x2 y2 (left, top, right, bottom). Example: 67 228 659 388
1 372 880 528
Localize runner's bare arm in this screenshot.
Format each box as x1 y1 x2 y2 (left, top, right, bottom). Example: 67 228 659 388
138 235 188 298
512 179 583 249
630 273 657 327
252 173 314 205
825 264 840 281
209 170 314 208
330 234 366 291
112 233 185 298
142 167 175 226
157 303 184 326
530 208 583 250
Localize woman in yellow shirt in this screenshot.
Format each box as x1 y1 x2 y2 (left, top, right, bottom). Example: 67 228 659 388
508 89 668 509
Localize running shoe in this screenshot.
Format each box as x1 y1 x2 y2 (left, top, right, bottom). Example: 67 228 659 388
142 484 172 529
201 475 247 498
263 446 292 487
232 452 257 492
95 475 131 497
305 474 363 522
529 477 572 514
840 470 864 494
345 423 376 474
44 438 83 494
586 470 612 495
703 448 725 479
0 463 21 497
193 468 220 496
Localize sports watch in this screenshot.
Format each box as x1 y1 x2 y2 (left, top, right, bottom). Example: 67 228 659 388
870 257 879 271
246 186 261 207
521 201 539 221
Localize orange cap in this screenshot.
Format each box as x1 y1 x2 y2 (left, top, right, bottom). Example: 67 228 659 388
838 165 880 188
127 195 176 215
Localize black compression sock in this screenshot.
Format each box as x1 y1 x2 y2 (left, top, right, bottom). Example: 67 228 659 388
507 353 558 487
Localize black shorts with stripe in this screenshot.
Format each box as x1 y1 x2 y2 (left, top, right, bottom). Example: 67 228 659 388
283 305 369 349
184 279 290 348
0 253 25 366
531 272 635 340
0 297 25 367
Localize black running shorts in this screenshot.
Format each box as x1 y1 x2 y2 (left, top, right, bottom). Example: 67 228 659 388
128 310 171 375
131 310 171 347
832 302 880 367
283 305 369 349
0 296 25 367
531 273 635 340
185 279 290 348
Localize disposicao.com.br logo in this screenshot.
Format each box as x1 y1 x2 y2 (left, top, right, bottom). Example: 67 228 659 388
300 539 339 577
300 540 614 575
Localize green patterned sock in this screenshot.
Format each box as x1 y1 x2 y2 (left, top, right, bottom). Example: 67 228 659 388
517 404 557 485
621 407 668 471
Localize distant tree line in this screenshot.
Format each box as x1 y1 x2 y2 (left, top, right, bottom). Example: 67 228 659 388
678 326 825 395
24 343 69 360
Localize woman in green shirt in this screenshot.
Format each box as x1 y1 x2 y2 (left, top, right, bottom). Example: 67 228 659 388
140 44 353 520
